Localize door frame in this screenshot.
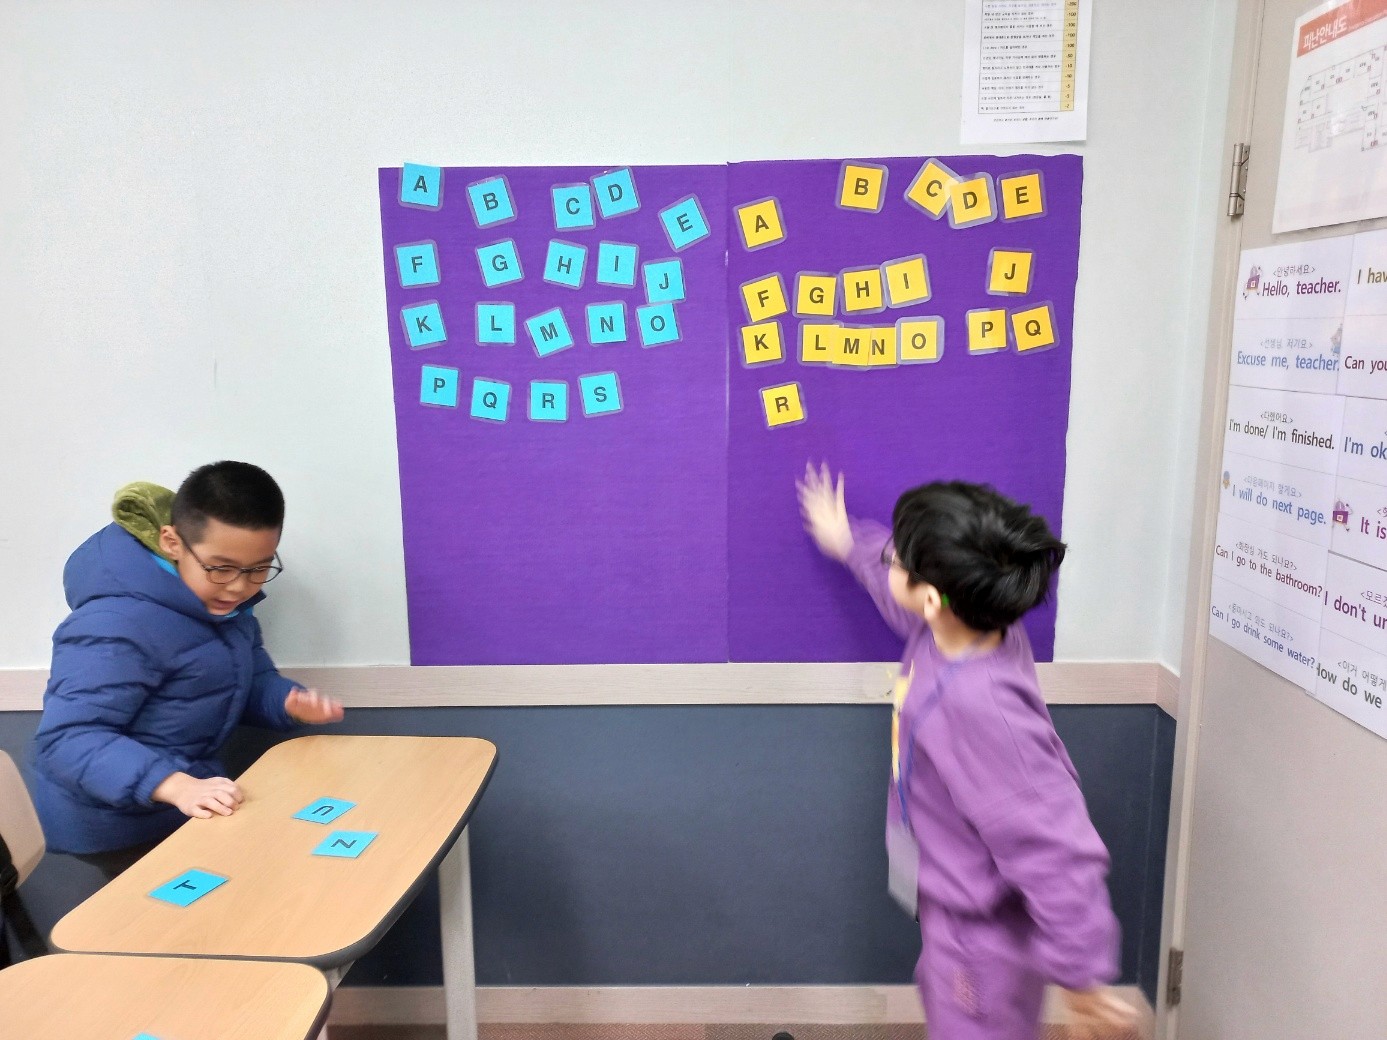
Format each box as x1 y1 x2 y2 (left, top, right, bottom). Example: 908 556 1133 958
1156 0 1265 1036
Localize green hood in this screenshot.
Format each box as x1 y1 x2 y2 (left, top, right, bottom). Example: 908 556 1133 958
112 481 174 559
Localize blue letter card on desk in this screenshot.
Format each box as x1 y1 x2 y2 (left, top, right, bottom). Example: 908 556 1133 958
149 869 228 907
313 830 378 859
294 797 356 824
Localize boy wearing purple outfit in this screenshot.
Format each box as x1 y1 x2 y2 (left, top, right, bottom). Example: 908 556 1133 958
798 466 1135 1040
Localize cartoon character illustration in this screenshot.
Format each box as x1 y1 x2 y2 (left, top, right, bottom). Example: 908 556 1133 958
1222 471 1231 490
1334 500 1352 526
1331 323 1343 356
1243 265 1262 298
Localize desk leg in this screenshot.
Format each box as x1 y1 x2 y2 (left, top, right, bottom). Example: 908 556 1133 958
439 826 478 1040
317 963 352 1040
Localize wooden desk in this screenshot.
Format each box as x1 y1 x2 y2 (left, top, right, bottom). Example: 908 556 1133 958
51 735 497 1040
0 953 330 1039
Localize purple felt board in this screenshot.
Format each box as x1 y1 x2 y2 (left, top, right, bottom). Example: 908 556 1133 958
380 157 1079 665
379 166 730 664
726 156 1081 662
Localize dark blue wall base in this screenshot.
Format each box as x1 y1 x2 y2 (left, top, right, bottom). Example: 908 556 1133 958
0 703 1173 1004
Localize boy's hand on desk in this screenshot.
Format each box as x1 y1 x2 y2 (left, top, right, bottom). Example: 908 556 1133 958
152 772 245 819
1060 986 1138 1040
285 687 345 725
797 462 853 561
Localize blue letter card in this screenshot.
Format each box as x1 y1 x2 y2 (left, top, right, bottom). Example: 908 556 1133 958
293 797 356 824
313 830 378 859
149 869 228 907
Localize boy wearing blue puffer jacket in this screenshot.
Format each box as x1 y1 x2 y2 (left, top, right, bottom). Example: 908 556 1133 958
30 461 344 876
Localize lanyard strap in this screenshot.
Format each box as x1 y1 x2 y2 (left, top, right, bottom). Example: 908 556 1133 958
894 639 985 830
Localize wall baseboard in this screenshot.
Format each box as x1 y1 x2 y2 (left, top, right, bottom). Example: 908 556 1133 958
328 984 1154 1034
0 662 1178 716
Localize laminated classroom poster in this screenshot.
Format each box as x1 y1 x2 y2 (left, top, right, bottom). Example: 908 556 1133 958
1211 510 1329 625
1273 0 1387 233
1334 396 1387 573
1340 226 1387 400
961 0 1092 144
1217 231 1387 740
1314 553 1387 739
1217 450 1339 547
1208 574 1322 689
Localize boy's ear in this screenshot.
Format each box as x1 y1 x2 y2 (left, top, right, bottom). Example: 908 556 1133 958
918 582 948 620
157 525 181 560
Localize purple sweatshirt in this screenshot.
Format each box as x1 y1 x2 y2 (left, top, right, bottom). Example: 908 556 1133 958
847 520 1120 991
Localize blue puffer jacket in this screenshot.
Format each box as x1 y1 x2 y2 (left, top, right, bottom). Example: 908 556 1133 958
30 524 299 854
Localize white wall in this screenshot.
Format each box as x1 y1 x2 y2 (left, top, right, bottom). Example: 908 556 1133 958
0 0 1232 669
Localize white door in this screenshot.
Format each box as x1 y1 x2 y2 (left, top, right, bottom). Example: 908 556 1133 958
1170 1 1387 1038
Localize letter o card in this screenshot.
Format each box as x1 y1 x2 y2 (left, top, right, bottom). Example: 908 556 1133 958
736 197 787 250
836 162 888 213
761 382 806 428
897 317 944 364
1012 303 1058 353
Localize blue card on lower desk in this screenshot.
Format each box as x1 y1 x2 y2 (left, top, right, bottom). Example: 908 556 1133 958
312 830 377 859
148 869 228 907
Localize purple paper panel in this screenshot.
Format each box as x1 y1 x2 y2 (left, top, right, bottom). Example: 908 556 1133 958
727 155 1081 662
379 166 730 664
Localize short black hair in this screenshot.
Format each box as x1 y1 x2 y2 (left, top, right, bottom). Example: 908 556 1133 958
171 461 285 543
891 481 1065 632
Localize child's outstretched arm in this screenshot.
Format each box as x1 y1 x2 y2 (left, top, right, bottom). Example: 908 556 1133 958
242 620 343 728
284 686 344 725
797 463 921 639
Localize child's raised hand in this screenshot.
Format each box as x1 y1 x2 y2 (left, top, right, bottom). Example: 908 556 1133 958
1059 986 1139 1040
285 687 345 725
152 772 245 819
796 462 853 561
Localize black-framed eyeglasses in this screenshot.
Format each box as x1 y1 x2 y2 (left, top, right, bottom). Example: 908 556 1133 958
880 540 949 606
180 534 283 585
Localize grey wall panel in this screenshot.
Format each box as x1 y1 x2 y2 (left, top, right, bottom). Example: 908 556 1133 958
0 704 1169 992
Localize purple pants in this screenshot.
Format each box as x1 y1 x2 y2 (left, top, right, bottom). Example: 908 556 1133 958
916 898 1047 1040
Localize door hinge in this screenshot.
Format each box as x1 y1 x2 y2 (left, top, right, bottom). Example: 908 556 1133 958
1227 143 1250 218
1166 947 1185 1007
